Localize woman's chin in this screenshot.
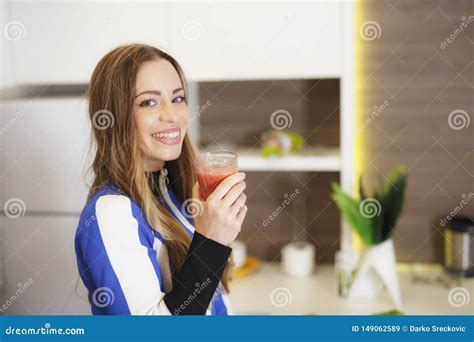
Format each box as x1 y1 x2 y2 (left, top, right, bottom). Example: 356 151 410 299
153 149 182 163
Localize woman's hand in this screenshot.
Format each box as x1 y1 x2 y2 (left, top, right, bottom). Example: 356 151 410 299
191 172 248 246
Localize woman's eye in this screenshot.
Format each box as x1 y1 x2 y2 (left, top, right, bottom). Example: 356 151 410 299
173 96 186 103
139 98 157 107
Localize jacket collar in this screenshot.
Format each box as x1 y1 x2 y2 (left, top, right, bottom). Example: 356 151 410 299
158 167 195 235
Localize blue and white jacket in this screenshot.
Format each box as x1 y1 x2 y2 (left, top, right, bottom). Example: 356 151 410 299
75 168 232 315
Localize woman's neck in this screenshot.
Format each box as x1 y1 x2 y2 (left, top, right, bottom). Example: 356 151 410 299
144 157 165 172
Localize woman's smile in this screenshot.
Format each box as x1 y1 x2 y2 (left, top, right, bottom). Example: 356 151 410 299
151 127 184 145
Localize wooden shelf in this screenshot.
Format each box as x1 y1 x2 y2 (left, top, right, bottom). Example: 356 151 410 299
235 147 340 172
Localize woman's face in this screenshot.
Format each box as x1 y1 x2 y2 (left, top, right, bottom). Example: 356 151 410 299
133 59 190 172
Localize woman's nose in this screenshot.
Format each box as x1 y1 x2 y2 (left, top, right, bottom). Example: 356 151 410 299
159 102 178 123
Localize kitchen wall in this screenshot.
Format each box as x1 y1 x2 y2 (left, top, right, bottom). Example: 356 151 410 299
197 79 341 262
198 79 340 148
358 0 473 262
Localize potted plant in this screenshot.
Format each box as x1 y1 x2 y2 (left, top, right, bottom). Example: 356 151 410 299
331 166 407 309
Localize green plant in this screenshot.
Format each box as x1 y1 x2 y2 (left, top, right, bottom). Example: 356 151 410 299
373 309 405 316
331 166 407 247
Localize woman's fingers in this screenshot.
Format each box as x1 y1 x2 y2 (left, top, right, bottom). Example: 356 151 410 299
208 172 245 201
230 192 247 217
222 181 246 208
192 173 248 246
236 204 248 225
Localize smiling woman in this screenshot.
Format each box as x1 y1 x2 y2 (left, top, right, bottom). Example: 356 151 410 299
74 44 248 315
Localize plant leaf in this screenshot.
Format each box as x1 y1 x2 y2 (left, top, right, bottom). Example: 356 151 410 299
371 192 384 244
359 174 367 200
373 309 405 316
381 166 407 241
384 165 407 195
331 182 374 247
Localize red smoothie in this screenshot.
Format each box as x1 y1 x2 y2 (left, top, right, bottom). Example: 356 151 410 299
193 151 238 201
196 170 237 200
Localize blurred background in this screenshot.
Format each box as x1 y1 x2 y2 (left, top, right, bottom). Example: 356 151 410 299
0 0 472 315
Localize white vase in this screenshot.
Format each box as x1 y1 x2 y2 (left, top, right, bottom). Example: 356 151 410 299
348 239 402 309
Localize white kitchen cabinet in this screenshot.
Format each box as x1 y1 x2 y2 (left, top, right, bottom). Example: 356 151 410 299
0 215 90 314
166 1 341 81
0 97 91 213
1 0 13 89
9 1 168 84
9 1 341 84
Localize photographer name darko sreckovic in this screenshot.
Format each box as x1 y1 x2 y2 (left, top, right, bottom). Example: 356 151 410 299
410 325 467 333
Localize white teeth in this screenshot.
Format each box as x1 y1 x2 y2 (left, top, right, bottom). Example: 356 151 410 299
153 129 181 139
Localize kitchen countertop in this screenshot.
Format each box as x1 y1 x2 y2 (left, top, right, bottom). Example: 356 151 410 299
228 263 474 315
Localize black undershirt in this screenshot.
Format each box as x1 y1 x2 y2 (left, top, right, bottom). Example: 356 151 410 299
153 171 231 315
163 232 231 315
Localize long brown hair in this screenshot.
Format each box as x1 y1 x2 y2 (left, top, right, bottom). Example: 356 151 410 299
85 44 231 292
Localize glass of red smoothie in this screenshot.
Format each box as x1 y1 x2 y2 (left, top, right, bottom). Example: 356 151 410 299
193 150 238 201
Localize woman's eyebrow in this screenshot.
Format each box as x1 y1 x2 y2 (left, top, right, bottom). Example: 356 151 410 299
135 87 184 98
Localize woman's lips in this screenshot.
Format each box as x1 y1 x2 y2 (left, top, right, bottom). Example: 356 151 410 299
151 128 182 145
